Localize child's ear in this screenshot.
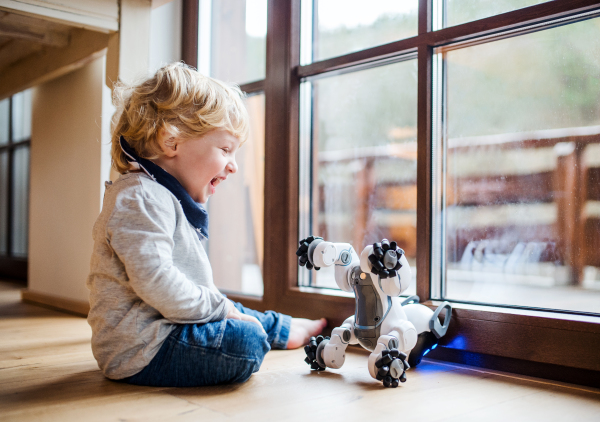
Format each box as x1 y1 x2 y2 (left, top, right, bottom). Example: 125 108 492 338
157 129 178 157
161 137 178 157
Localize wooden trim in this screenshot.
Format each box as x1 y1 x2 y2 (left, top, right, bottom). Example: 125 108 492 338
269 288 354 325
416 42 433 301
296 0 600 80
0 139 30 153
240 80 265 95
0 256 27 281
296 41 418 79
6 96 14 256
426 349 600 389
418 0 431 35
21 289 89 317
432 315 600 372
181 0 199 68
425 0 600 47
425 301 600 334
222 292 267 313
263 0 301 311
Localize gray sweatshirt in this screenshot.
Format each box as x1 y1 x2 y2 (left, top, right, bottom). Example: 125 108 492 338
86 172 228 379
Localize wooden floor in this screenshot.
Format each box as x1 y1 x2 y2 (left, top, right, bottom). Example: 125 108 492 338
1 281 600 421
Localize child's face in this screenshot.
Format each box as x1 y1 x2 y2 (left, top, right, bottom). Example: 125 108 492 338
159 129 240 204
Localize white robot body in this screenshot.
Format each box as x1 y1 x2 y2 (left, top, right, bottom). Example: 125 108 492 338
402 303 435 334
298 236 452 388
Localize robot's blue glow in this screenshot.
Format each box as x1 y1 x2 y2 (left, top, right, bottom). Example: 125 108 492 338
447 335 466 350
432 343 438 350
423 348 431 356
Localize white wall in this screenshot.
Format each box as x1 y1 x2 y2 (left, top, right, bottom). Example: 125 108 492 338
28 56 110 303
149 0 182 72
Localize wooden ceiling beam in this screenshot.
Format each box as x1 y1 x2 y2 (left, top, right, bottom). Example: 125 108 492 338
0 27 109 100
0 0 118 33
0 23 69 47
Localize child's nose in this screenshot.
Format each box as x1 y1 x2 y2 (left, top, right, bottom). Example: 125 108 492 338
227 159 238 174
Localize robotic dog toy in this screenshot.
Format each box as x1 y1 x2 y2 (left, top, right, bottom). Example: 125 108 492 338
297 236 452 388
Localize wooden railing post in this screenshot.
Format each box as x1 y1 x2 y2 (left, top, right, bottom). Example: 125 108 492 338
555 141 586 285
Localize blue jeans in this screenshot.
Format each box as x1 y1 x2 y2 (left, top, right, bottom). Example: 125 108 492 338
122 303 292 387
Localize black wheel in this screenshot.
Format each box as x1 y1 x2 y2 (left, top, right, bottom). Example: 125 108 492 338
374 348 410 387
304 335 329 371
368 239 405 279
296 236 323 271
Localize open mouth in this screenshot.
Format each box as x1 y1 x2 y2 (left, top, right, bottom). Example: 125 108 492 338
210 177 225 193
210 177 222 187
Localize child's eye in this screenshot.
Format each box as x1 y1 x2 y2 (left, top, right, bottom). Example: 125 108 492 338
221 148 229 154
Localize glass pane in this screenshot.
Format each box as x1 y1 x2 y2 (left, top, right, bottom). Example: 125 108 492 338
201 0 267 84
11 146 29 257
300 61 417 295
209 93 265 296
439 0 550 29
11 90 32 142
302 0 418 64
436 18 600 313
0 152 8 254
0 98 9 146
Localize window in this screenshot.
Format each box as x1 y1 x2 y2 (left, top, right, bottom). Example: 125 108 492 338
302 0 418 64
185 0 600 385
199 0 267 84
196 0 267 296
438 0 551 28
0 90 32 280
431 17 600 314
298 60 418 298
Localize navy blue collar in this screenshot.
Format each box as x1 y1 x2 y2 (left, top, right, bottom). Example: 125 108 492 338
119 136 209 239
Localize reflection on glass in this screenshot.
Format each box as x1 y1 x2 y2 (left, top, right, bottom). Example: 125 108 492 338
201 0 267 84
11 147 29 257
299 61 417 294
301 0 418 64
0 99 9 146
209 94 265 296
0 152 8 254
11 90 32 143
437 18 600 313
439 0 549 29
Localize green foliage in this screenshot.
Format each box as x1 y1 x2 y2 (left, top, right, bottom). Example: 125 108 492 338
448 18 600 138
446 0 548 27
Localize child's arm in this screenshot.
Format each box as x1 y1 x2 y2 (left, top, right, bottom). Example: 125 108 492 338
224 300 265 332
106 187 227 324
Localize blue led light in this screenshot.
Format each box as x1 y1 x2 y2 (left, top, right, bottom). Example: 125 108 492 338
423 348 430 356
432 344 438 350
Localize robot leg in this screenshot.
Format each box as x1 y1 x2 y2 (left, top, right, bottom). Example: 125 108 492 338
304 317 356 371
367 334 411 388
402 301 452 367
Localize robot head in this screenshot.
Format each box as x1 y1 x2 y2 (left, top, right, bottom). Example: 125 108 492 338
360 242 411 297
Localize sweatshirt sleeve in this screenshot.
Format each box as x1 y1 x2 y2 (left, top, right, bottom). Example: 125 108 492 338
106 186 228 324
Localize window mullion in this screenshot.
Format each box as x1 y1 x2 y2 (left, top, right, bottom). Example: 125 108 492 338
417 0 433 301
263 0 301 310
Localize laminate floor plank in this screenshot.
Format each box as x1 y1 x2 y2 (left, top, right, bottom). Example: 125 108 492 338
1 281 599 422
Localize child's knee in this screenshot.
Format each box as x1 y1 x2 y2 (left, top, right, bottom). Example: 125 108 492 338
217 321 269 384
223 319 270 361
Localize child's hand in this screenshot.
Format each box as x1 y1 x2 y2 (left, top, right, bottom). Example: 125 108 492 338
226 300 266 333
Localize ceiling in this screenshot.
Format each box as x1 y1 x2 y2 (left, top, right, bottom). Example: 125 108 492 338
0 10 74 76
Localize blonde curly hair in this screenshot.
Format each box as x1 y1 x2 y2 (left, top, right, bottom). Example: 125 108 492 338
110 62 250 174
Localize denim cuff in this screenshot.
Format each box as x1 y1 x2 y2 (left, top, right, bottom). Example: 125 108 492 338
271 313 292 350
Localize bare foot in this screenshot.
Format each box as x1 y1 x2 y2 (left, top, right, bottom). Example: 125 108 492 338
286 318 328 349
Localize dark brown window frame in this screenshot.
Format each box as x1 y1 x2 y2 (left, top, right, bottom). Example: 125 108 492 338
183 0 600 387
